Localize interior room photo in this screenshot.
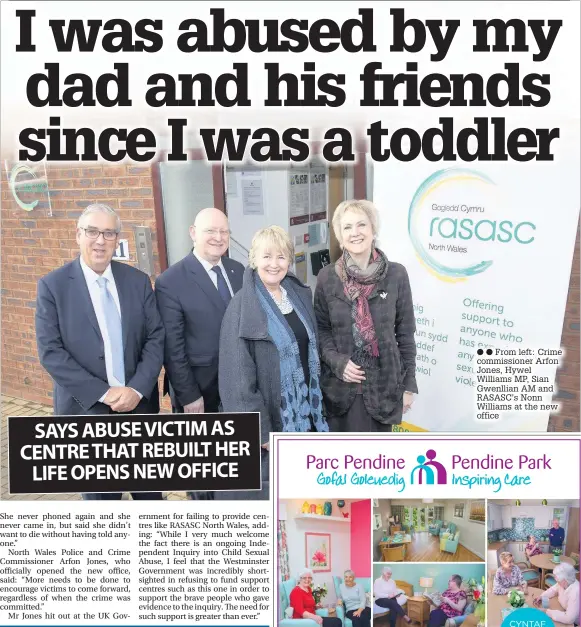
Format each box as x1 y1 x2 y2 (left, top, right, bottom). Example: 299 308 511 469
278 499 371 626
372 499 485 563
487 499 580 585
486 500 580 627
372 563 486 627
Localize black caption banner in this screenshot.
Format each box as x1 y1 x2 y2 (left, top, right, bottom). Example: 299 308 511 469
8 413 261 494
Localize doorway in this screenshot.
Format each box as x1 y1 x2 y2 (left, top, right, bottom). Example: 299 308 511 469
404 506 435 532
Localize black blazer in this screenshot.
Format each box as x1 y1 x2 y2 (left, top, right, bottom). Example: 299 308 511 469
35 258 165 415
154 253 244 408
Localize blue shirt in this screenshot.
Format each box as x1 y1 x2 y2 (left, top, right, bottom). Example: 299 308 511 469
549 526 564 547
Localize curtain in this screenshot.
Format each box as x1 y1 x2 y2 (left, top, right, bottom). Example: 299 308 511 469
278 521 290 581
391 505 405 523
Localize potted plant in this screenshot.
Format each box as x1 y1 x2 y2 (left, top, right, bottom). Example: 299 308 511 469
508 589 526 609
552 548 563 563
311 582 328 606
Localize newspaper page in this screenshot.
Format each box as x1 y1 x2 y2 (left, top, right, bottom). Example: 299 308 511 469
0 3 580 627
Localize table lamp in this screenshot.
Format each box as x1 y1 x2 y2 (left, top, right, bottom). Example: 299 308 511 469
420 577 433 594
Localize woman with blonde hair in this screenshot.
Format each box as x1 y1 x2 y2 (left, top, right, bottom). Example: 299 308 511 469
314 200 418 431
218 226 328 499
492 552 527 594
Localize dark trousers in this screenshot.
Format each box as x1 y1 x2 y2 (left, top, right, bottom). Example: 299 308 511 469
321 618 342 627
172 387 219 501
326 394 393 432
82 492 163 500
428 608 449 627
346 607 371 627
375 598 405 627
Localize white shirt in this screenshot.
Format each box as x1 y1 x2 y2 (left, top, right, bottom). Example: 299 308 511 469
374 576 398 600
544 579 579 624
193 249 234 296
79 258 141 401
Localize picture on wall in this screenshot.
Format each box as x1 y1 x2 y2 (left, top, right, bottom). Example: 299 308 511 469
469 500 485 523
305 532 331 572
454 503 465 519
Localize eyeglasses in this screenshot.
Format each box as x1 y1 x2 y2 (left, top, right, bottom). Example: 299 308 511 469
80 227 119 241
202 229 231 237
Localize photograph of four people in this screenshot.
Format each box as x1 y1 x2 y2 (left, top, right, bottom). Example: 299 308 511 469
36 199 417 501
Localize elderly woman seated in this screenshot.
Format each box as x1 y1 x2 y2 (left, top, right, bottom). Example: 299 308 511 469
427 575 467 627
289 569 342 627
525 535 543 560
337 569 371 627
492 552 527 594
374 566 412 627
533 563 580 625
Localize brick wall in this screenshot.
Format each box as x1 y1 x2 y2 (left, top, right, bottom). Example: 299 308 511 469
1 164 163 406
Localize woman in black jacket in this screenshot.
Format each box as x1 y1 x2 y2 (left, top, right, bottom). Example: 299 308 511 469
314 200 418 431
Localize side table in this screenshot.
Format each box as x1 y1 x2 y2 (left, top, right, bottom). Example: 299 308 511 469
407 596 430 627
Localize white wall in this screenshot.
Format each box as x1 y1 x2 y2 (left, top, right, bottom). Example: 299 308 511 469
390 501 447 507
444 500 486 559
280 499 354 604
225 165 329 290
159 161 215 265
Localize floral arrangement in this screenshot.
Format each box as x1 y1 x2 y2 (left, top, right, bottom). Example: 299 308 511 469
508 589 526 608
552 548 563 556
311 582 328 605
468 577 486 621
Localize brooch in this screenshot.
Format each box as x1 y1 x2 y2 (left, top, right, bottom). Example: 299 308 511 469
379 290 388 299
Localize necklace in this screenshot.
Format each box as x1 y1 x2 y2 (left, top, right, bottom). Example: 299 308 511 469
268 285 293 314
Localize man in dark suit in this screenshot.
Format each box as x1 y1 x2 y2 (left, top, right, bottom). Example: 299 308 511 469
155 207 244 499
35 203 165 500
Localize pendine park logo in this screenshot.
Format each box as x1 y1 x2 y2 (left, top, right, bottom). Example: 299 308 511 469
410 449 448 485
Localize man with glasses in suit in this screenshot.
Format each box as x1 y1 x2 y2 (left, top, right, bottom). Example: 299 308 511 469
35 203 165 500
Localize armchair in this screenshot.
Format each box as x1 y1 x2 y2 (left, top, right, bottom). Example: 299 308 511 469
402 524 415 539
279 578 329 627
441 601 476 627
333 576 371 627
428 520 443 536
440 531 461 555
382 545 405 562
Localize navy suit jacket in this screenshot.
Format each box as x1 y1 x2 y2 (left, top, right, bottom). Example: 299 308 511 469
35 258 165 415
154 253 244 408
